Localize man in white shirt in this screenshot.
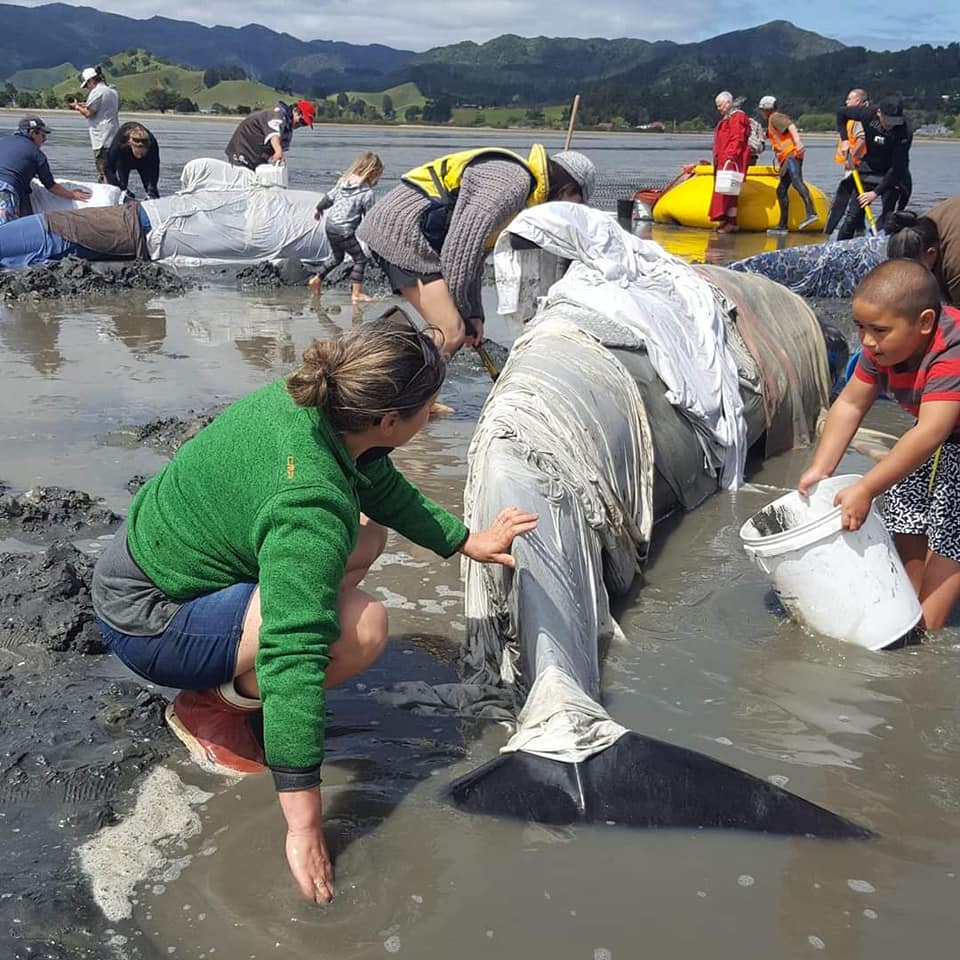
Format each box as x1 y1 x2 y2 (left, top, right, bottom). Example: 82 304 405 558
70 66 120 182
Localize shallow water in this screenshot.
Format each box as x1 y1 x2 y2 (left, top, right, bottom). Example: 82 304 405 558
2 121 960 959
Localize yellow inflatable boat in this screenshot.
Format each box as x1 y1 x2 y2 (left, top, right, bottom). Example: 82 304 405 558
652 164 830 233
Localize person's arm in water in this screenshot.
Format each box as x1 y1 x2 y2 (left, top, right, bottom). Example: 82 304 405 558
798 373 878 495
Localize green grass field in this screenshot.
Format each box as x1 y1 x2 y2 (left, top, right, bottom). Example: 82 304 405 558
450 104 567 127
327 82 426 113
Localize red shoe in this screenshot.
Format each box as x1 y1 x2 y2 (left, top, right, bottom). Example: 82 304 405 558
165 688 267 776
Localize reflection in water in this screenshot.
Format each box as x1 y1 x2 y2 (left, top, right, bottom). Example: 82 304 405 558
234 333 298 369
628 220 825 266
99 299 167 356
0 304 65 375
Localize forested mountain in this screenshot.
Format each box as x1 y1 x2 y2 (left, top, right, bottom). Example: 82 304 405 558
1 6 958 128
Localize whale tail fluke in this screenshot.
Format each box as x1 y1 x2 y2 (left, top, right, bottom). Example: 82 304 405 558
447 732 872 839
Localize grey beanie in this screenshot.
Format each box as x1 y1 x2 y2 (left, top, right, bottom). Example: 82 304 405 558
550 150 597 203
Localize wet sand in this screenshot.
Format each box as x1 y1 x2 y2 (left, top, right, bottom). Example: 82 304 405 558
2 270 959 960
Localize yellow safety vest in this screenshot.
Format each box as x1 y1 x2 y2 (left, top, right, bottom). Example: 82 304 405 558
402 145 549 252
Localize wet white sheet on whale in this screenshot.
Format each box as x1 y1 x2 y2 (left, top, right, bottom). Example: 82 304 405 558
494 202 747 489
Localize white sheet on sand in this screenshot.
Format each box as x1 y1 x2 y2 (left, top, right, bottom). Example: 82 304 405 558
140 158 328 266
494 203 747 489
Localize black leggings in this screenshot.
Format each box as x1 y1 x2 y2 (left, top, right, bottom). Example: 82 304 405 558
776 156 815 228
317 230 367 284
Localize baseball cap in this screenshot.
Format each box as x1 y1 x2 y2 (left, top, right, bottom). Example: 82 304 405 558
758 95 777 110
550 150 597 203
296 100 316 127
878 96 905 125
18 116 50 134
79 67 99 84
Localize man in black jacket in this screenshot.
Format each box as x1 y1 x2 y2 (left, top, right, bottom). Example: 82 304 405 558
832 96 912 240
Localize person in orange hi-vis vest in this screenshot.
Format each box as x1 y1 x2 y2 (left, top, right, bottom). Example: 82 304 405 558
826 89 869 234
757 95 819 235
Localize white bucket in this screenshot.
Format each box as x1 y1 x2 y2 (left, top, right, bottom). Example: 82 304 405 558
254 163 289 188
739 475 921 650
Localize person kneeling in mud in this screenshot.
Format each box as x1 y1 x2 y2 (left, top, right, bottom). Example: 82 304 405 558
0 202 150 268
356 145 595 357
798 258 960 631
308 151 382 303
91 310 538 904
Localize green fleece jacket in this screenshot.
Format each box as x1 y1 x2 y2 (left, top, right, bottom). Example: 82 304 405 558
126 379 468 785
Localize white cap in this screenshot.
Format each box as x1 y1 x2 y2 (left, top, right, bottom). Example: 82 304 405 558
758 95 777 110
79 67 99 84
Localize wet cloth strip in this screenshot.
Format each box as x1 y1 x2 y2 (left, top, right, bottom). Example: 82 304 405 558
494 203 747 488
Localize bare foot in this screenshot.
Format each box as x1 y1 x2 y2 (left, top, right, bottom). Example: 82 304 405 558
429 401 455 418
351 293 373 303
717 222 739 234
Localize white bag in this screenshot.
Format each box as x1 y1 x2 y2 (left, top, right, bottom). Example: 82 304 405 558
715 160 744 196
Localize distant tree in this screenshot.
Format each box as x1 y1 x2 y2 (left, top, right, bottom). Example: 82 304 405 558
175 97 199 113
349 98 367 117
381 93 395 119
211 102 230 115
44 91 60 110
336 92 349 109
404 105 421 122
237 104 251 115
273 72 294 94
100 56 114 69
524 107 546 126
422 96 453 123
143 87 178 113
0 84 15 107
203 68 219 89
17 91 39 109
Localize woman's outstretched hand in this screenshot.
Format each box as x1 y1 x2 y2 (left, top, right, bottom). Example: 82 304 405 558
460 506 538 567
279 788 334 904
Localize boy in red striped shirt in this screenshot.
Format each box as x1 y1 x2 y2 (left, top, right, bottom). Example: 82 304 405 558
799 258 960 631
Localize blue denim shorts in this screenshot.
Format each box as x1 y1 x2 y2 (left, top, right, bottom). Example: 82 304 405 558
97 581 257 689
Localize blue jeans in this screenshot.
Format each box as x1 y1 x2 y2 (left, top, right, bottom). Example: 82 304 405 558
97 581 257 689
0 213 97 267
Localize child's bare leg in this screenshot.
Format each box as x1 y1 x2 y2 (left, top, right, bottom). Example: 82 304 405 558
917 551 960 630
894 533 929 594
351 282 372 303
401 279 466 356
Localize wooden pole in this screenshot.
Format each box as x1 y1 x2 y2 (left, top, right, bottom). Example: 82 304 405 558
563 94 581 150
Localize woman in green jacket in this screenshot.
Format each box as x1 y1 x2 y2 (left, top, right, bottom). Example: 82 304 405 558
92 309 536 904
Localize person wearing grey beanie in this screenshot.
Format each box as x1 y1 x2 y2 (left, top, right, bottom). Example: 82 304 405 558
357 144 595 358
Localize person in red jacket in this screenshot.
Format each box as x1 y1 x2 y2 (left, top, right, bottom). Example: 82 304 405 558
709 91 753 234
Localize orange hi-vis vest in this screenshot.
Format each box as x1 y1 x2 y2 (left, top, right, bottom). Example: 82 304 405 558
834 119 866 168
767 116 798 164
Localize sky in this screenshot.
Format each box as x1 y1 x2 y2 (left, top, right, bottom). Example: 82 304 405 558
13 0 960 53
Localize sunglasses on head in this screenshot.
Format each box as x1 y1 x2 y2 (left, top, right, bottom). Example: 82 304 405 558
130 137 149 146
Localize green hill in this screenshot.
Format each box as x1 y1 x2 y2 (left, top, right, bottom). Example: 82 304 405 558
6 62 76 90
329 82 426 113
45 49 302 112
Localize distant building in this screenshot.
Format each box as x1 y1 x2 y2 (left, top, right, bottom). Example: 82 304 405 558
915 123 952 137
636 121 666 131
